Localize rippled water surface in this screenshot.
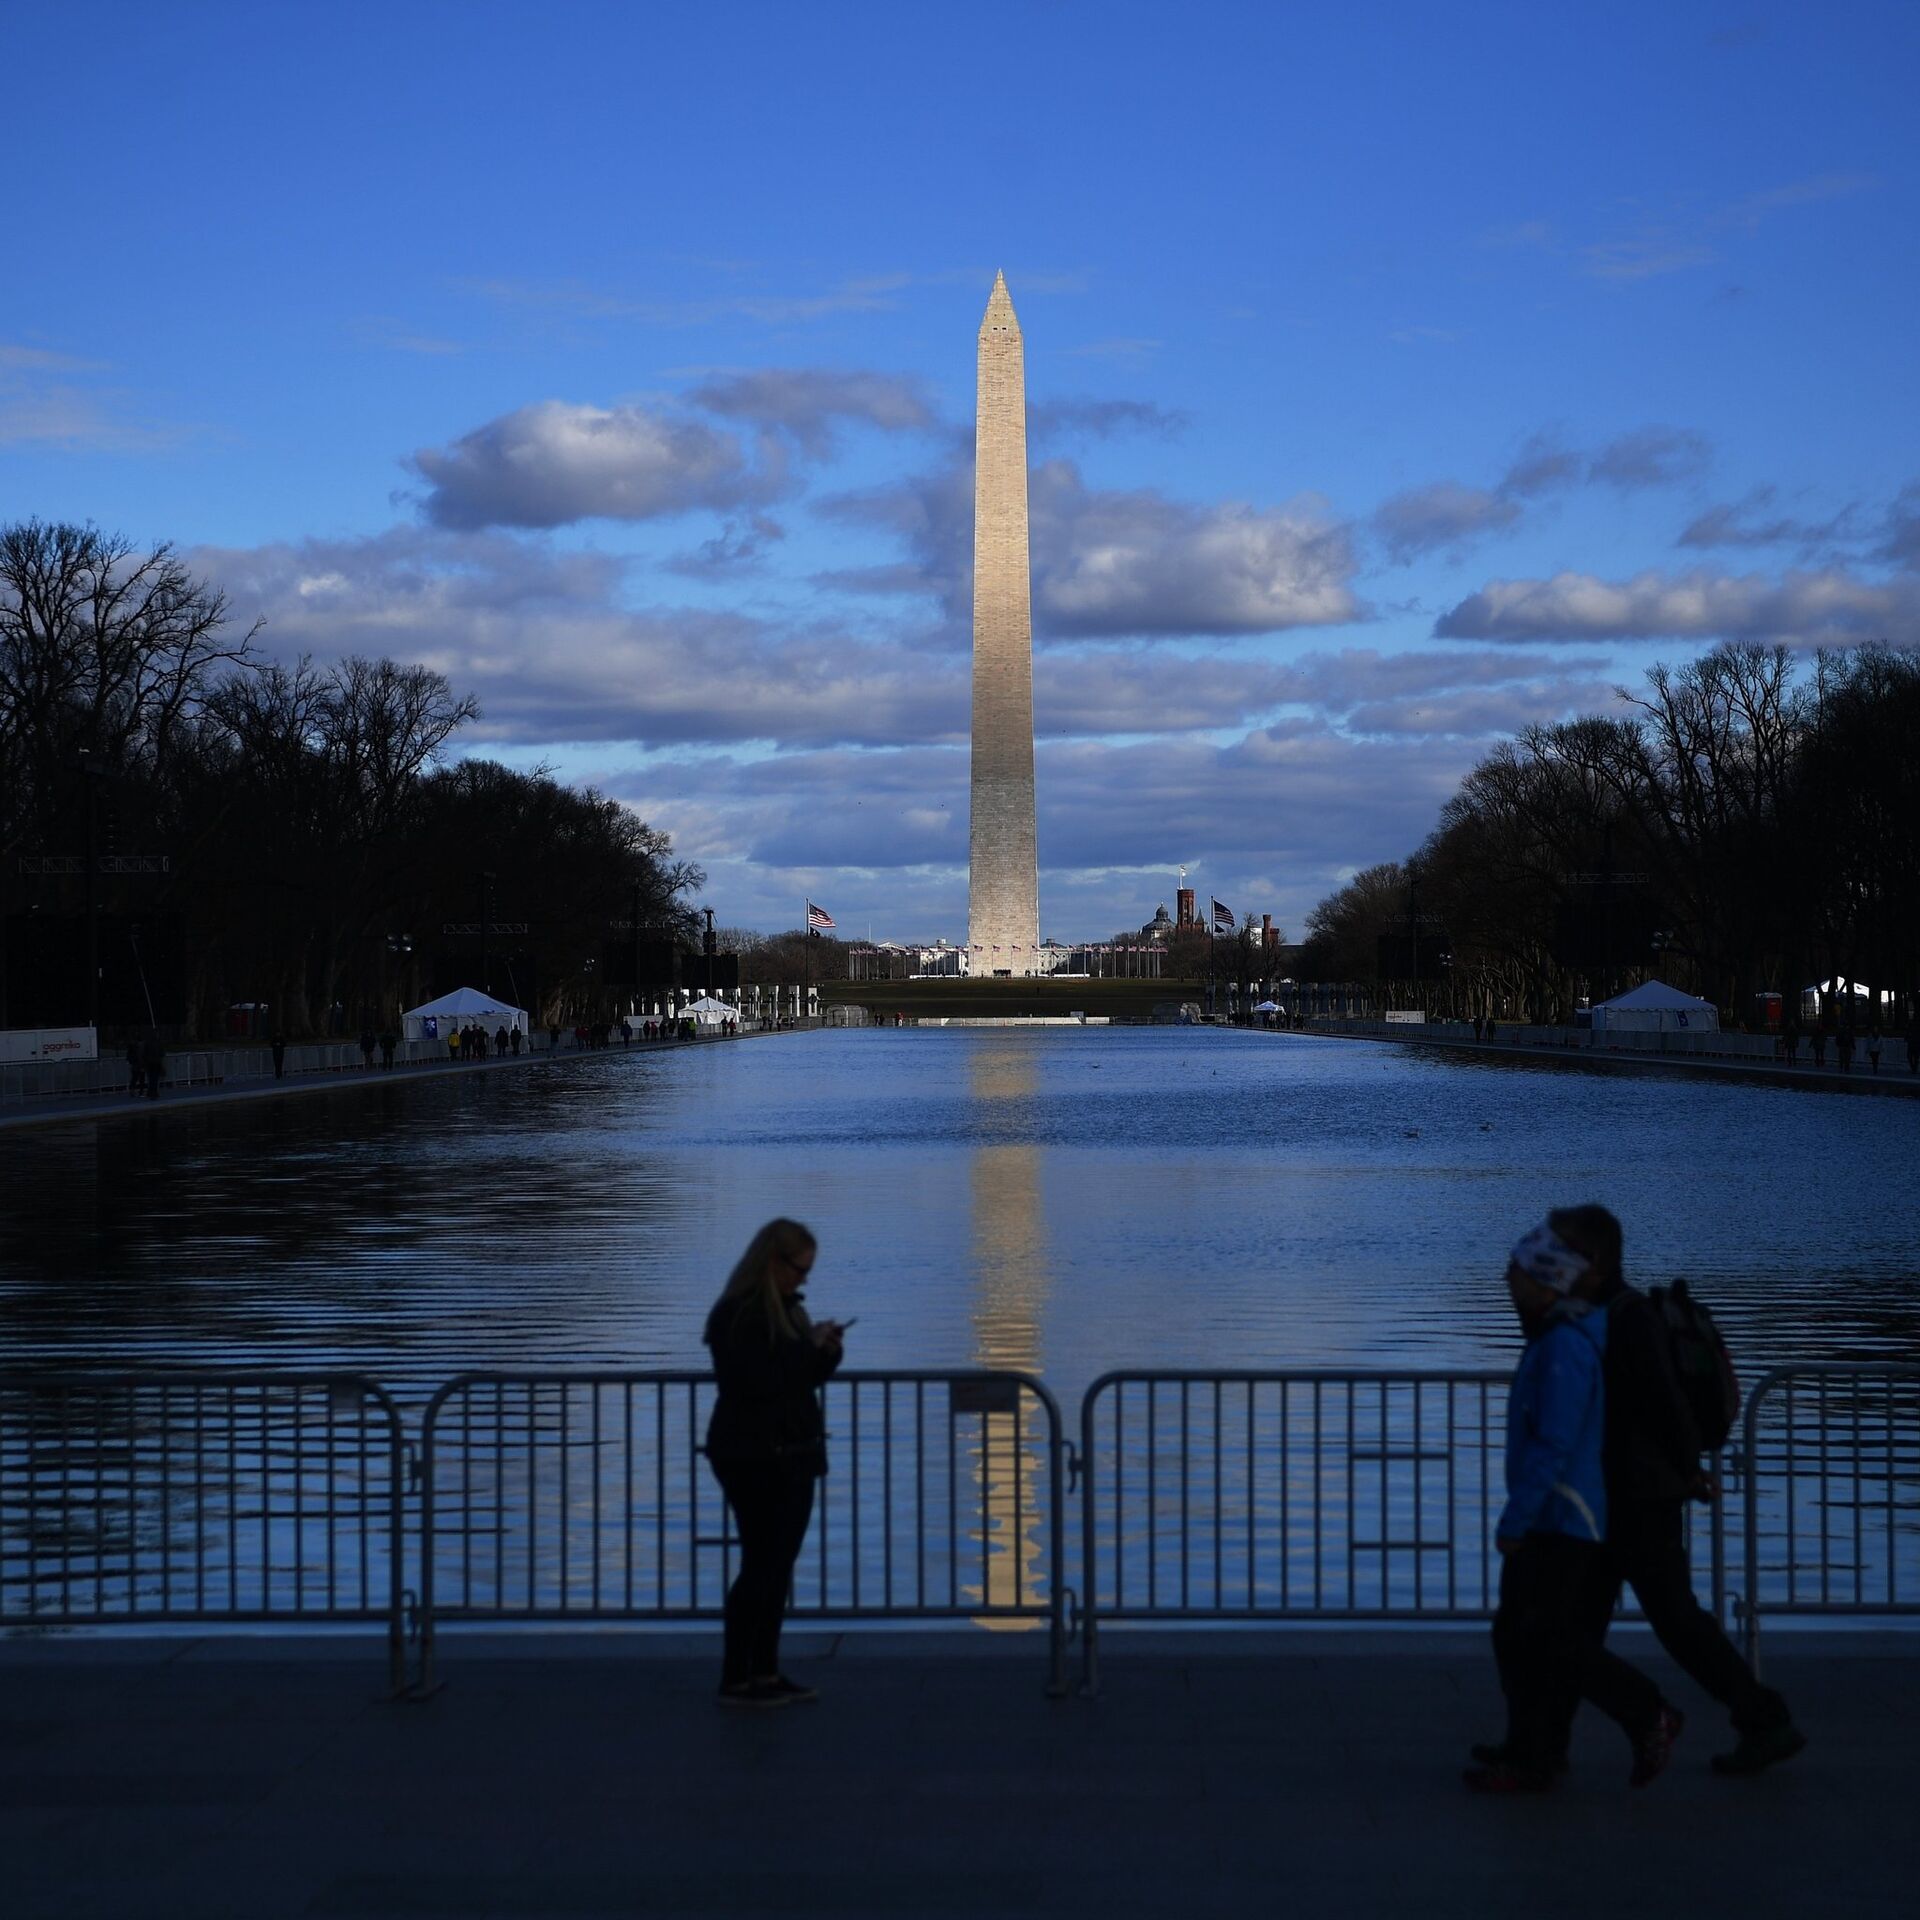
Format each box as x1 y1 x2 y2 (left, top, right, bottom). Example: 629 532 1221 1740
3 1029 1916 1403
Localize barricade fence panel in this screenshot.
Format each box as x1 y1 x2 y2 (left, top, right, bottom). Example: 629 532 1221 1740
6 1363 1916 1695
416 1370 1067 1691
1078 1370 1731 1692
1738 1364 1920 1666
0 1372 407 1690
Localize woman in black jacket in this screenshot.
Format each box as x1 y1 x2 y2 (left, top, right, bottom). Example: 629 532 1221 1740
704 1218 847 1707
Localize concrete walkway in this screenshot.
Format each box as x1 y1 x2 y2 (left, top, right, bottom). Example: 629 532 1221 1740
2 1628 1910 1918
0 1030 780 1134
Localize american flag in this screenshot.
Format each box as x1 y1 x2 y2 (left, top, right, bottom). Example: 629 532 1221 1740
806 901 835 931
1212 898 1236 932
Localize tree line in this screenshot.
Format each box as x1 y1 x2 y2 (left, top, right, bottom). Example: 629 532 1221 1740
1 520 702 1038
1297 642 1920 1028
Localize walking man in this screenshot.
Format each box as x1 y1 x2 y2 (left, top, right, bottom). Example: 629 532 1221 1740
1560 1205 1807 1775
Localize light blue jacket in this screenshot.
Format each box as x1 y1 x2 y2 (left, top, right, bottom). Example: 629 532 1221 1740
1497 1307 1609 1545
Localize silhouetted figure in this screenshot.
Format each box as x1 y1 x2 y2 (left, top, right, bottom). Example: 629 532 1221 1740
510 1026 521 1056
1907 1023 1919 1075
495 1024 508 1058
270 1031 287 1080
447 1027 461 1062
359 1029 376 1070
1837 1029 1855 1075
548 1023 561 1053
703 1218 846 1709
125 1039 146 1098
141 1035 164 1099
1559 1205 1805 1777
1867 1028 1882 1075
1465 1217 1667 1794
621 1020 632 1047
379 1030 397 1069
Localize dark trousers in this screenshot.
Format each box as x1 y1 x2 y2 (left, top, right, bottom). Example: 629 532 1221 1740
1583 1499 1788 1732
712 1458 816 1687
1494 1535 1661 1771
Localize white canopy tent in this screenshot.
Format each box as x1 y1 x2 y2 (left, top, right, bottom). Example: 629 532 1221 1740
402 986 530 1042
683 995 734 1029
1591 978 1719 1034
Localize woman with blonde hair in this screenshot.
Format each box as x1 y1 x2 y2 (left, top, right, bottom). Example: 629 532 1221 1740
703 1218 848 1708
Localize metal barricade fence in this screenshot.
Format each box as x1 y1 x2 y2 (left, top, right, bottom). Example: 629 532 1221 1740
0 1372 409 1691
1078 1370 1727 1693
1738 1363 1920 1669
416 1370 1069 1692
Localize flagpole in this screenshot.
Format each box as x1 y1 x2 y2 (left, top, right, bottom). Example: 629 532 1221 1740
803 899 810 1026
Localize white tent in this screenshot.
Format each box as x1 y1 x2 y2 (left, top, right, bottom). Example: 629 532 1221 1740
1591 978 1719 1034
403 986 530 1042
683 995 734 1029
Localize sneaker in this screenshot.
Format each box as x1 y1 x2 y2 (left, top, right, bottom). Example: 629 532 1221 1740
718 1680 790 1710
769 1674 819 1704
1630 1705 1685 1787
1463 1761 1556 1794
1711 1722 1807 1776
1469 1742 1569 1776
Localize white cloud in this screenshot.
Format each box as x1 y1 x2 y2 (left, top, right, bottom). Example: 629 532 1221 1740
1435 566 1919 643
410 400 767 529
688 368 935 455
1373 482 1521 563
823 454 1363 639
1587 426 1711 490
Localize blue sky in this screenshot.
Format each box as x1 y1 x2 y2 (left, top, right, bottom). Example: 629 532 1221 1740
6 1 1917 939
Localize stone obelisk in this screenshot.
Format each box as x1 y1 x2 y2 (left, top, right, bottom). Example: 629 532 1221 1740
967 271 1040 974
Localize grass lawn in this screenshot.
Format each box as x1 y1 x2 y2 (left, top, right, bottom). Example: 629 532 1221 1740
818 976 1209 1020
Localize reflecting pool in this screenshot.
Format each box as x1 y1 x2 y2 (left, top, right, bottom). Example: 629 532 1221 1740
3 1027 1916 1406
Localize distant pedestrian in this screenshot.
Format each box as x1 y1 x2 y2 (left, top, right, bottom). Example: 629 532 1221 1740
1556 1205 1806 1777
1837 1028 1855 1075
270 1031 287 1080
495 1024 509 1058
1812 1027 1827 1069
510 1026 522 1056
1867 1028 1882 1074
703 1218 847 1709
125 1038 146 1098
379 1030 397 1069
359 1028 376 1070
141 1035 164 1099
548 1023 560 1053
1465 1218 1668 1793
1907 1022 1919 1075
447 1028 461 1062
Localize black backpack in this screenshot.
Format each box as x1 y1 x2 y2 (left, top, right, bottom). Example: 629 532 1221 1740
1647 1279 1741 1450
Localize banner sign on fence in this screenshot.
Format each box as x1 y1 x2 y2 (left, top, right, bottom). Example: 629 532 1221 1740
0 1025 98 1063
1384 1010 1425 1025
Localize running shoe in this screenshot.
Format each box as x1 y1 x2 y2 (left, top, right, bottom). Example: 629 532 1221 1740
1630 1705 1685 1787
1711 1722 1807 1776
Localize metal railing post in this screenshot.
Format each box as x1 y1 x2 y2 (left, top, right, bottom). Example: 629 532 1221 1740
416 1381 450 1696
1031 1382 1068 1697
1743 1369 1776 1673
1079 1376 1108 1695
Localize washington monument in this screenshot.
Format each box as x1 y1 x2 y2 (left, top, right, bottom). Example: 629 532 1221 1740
967 271 1041 974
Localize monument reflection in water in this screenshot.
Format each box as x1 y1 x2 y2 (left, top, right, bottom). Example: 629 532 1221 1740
965 1043 1053 1623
